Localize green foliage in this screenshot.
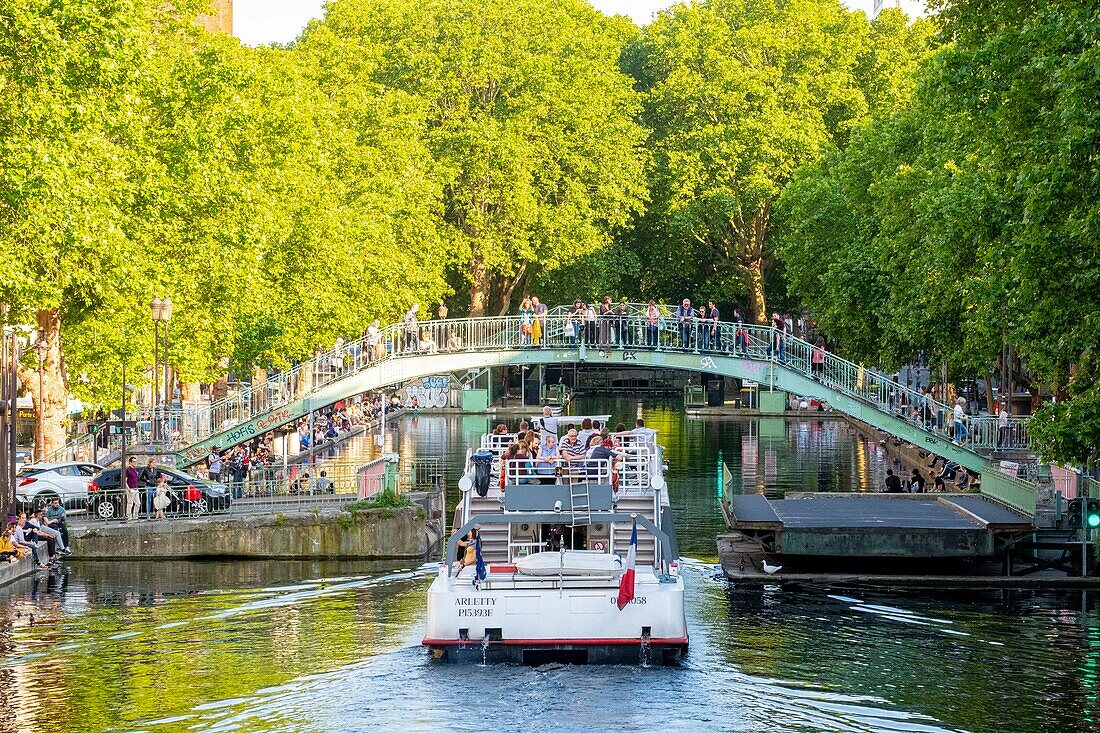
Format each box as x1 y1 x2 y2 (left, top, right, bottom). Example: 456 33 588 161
630 1 932 321
345 493 414 512
777 0 1100 461
308 0 649 315
0 0 449 408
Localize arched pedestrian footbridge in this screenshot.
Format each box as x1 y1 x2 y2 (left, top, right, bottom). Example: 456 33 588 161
156 308 1036 514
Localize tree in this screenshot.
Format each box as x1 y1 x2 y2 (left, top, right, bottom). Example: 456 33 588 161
0 0 205 453
632 3 935 322
1 0 453 456
310 0 649 316
777 0 1100 461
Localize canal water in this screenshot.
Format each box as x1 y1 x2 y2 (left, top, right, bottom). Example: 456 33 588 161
1 399 1096 732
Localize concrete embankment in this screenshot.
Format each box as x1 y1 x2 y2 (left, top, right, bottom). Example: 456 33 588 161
0 555 36 589
70 507 435 560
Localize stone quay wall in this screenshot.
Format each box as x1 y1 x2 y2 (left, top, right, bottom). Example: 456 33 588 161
70 507 429 560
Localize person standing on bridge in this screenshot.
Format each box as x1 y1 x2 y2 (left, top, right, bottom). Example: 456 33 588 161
768 312 788 362
584 301 597 346
519 298 535 346
615 299 630 347
704 300 721 351
598 296 613 348
403 303 419 352
676 299 695 349
568 300 584 346
811 337 826 380
646 301 660 348
952 398 969 445
733 308 748 355
531 296 547 346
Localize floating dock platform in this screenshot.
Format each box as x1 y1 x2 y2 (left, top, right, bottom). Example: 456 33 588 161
722 492 1033 569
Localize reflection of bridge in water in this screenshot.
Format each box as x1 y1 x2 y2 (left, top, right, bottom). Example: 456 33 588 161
54 304 1039 515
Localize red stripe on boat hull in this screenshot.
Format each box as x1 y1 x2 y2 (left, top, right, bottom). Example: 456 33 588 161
422 636 688 647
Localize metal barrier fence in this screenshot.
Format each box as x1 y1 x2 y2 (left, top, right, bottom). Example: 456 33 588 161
76 457 444 522
48 305 1034 462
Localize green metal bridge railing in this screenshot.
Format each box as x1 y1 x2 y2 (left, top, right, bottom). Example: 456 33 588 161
48 305 1033 471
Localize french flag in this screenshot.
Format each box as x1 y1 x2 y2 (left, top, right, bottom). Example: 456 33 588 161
616 520 637 610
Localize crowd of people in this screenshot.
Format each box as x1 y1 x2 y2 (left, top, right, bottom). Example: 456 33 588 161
0 507 71 569
492 406 658 488
198 390 403 499
883 459 971 495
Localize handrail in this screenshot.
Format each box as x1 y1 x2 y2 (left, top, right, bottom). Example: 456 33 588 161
445 512 675 578
47 304 1033 462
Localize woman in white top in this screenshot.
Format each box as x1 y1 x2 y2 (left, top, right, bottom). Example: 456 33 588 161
952 398 968 444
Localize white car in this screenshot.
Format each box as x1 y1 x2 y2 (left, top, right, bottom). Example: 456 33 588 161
15 461 104 509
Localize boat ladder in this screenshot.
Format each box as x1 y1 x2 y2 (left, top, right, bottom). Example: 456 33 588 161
570 482 592 527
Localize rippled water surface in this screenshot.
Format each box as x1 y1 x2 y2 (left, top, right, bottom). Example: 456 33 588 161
1 400 1096 732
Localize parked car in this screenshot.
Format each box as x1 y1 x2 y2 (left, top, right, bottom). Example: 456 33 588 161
87 466 231 521
15 462 105 510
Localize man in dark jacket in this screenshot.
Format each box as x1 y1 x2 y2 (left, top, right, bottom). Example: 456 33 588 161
139 458 159 516
884 469 903 493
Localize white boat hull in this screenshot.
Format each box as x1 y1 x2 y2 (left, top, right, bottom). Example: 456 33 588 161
422 567 688 665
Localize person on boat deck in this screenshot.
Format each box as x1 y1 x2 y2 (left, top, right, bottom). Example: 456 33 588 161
558 429 587 474
535 435 560 485
589 420 607 449
454 528 479 573
586 438 621 482
576 418 595 448
492 423 509 436
524 431 541 458
538 406 559 446
500 442 534 488
619 418 658 451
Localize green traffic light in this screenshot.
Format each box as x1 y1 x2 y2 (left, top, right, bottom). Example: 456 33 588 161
1088 514 1100 528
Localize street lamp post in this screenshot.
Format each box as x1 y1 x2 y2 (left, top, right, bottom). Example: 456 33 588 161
150 297 173 443
34 334 47 462
0 304 18 514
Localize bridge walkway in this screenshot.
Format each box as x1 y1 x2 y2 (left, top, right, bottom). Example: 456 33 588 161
48 306 1038 513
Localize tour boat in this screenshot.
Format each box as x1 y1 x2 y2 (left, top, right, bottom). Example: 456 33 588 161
422 416 687 665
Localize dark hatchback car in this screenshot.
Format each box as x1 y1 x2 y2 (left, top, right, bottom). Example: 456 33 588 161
87 466 232 520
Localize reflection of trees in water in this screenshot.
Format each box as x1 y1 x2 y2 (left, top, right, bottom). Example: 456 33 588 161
0 560 428 733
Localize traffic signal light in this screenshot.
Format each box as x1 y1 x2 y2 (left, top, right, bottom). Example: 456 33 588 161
1087 499 1100 529
1069 498 1084 528
88 423 100 435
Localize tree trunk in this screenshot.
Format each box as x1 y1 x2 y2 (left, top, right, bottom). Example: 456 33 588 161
469 255 489 318
496 264 528 316
984 372 997 414
18 308 68 460
180 381 202 404
742 259 767 324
